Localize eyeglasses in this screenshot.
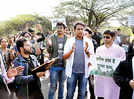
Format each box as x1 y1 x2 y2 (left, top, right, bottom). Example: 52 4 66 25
104 36 111 39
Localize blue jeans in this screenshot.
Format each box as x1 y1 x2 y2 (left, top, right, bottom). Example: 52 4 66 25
66 73 88 99
48 67 66 99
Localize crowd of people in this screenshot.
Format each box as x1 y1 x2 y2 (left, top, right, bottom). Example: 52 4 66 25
0 21 134 99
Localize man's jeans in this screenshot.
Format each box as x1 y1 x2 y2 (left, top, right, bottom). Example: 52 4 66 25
48 67 66 99
66 73 88 99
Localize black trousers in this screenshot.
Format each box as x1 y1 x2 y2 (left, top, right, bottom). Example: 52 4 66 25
98 97 104 99
0 89 9 99
88 75 95 99
16 89 44 99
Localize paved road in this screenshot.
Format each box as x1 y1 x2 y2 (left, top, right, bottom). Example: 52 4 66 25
40 77 91 99
41 77 50 99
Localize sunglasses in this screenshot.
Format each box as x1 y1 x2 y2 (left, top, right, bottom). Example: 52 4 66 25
88 32 92 34
104 36 111 39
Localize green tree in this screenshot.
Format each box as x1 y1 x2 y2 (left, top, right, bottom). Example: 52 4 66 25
34 15 52 33
0 14 52 36
114 6 134 26
54 0 134 29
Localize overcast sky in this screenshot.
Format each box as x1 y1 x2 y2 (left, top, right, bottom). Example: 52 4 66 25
0 0 63 21
0 0 121 26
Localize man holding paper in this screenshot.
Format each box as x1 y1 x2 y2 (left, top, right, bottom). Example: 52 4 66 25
95 30 126 99
13 38 45 99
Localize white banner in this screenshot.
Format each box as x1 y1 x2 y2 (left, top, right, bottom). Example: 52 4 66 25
128 16 134 26
51 18 66 30
90 56 120 77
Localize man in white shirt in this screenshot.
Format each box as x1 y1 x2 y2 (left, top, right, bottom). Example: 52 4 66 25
64 22 94 99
